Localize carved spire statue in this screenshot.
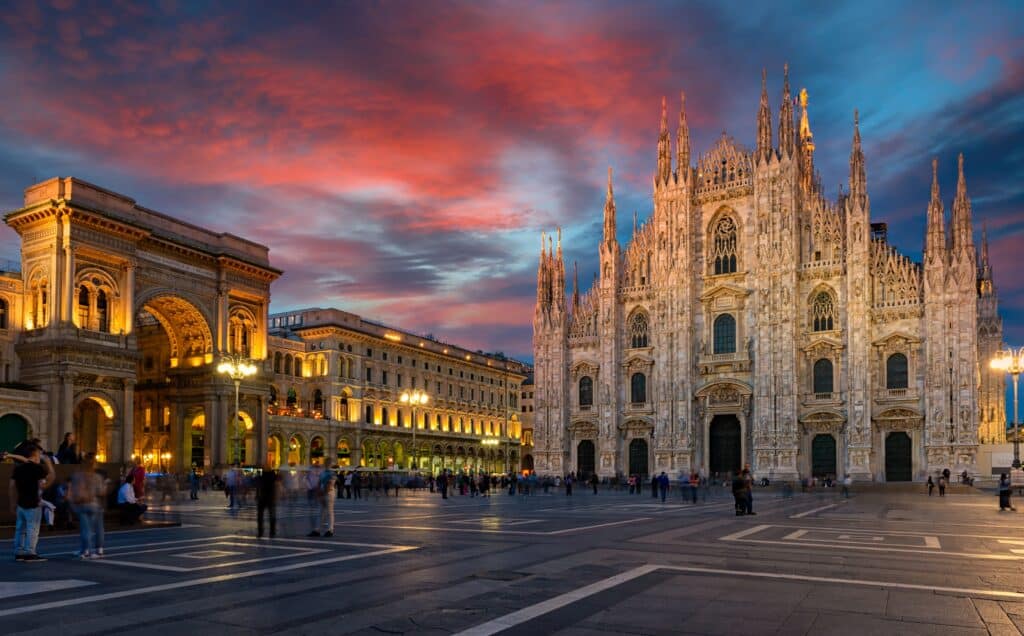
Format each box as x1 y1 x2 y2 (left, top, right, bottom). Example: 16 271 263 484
798 87 816 194
603 167 617 246
756 68 772 162
676 91 690 178
925 157 946 261
657 96 671 183
778 63 795 158
848 109 867 210
978 223 994 295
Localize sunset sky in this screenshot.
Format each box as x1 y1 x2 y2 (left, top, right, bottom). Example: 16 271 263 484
0 1 1021 361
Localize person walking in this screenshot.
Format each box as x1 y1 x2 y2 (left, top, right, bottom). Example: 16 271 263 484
590 472 599 495
998 473 1016 511
70 453 106 559
189 467 200 500
9 443 55 561
938 474 947 497
352 469 363 500
343 471 353 499
564 473 573 496
310 465 337 537
658 472 669 502
927 476 935 496
742 464 755 515
730 472 746 516
650 474 658 499
689 471 699 504
841 474 852 499
256 465 279 538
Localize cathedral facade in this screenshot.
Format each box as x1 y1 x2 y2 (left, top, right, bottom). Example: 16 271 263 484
533 68 1005 482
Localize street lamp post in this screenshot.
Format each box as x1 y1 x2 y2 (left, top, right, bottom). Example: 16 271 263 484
991 347 1024 469
400 389 428 471
217 355 259 466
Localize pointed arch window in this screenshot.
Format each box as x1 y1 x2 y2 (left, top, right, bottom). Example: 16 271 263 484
630 372 647 404
713 314 736 354
811 291 836 331
629 312 649 348
712 216 738 274
886 353 908 390
0 297 8 330
578 376 593 408
813 358 834 394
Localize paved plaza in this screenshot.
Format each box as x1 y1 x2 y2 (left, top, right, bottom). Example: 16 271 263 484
1 486 1022 635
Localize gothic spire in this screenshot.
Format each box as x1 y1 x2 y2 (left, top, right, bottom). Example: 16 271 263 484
571 260 580 310
951 152 974 254
778 63 795 158
848 109 867 209
656 96 671 183
536 231 548 307
979 222 994 295
676 91 690 177
633 209 638 237
756 68 772 162
603 167 617 246
925 157 946 259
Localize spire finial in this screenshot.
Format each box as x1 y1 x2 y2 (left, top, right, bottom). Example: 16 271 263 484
607 166 613 196
676 89 690 175
756 68 772 161
660 95 667 132
778 63 795 156
556 226 562 255
603 167 617 246
633 210 638 235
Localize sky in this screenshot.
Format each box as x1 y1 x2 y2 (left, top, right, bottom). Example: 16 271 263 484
0 0 1022 364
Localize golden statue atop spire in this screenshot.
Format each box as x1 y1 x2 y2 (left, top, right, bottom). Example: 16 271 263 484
798 87 813 146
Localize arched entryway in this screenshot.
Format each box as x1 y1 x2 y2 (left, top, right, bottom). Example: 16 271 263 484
628 438 648 478
709 415 741 477
811 434 837 478
522 453 534 473
0 413 29 453
267 434 283 468
186 410 206 468
577 440 595 477
74 396 114 462
885 431 912 482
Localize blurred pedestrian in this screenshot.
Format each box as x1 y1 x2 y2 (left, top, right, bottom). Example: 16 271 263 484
9 443 55 561
310 465 336 537
998 473 1016 511
688 471 699 504
189 467 200 500
658 472 669 502
938 474 946 497
70 453 106 558
256 465 279 538
927 476 935 496
742 464 755 515
590 472 599 495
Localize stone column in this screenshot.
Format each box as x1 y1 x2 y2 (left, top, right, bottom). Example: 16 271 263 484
122 260 135 334
63 240 75 324
121 379 135 464
255 395 267 467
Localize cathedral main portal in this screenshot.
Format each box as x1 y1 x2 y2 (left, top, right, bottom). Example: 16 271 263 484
709 415 741 477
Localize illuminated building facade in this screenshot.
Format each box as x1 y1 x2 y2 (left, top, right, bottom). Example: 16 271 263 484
0 177 278 471
265 308 528 473
533 69 1005 482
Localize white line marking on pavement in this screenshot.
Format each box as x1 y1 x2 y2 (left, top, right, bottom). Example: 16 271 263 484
335 517 652 536
729 537 1018 560
783 530 808 540
719 524 770 542
999 540 1024 546
453 564 661 636
0 542 417 618
545 518 652 535
790 503 836 518
454 561 1024 635
0 524 203 544
923 536 941 548
0 580 95 599
656 565 1024 600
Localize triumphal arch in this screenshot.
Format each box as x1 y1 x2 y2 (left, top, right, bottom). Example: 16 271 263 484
5 177 279 471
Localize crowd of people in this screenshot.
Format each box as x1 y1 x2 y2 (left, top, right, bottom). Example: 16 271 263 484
5 434 1018 562
4 435 150 562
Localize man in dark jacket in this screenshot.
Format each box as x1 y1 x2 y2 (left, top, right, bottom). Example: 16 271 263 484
256 466 278 538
